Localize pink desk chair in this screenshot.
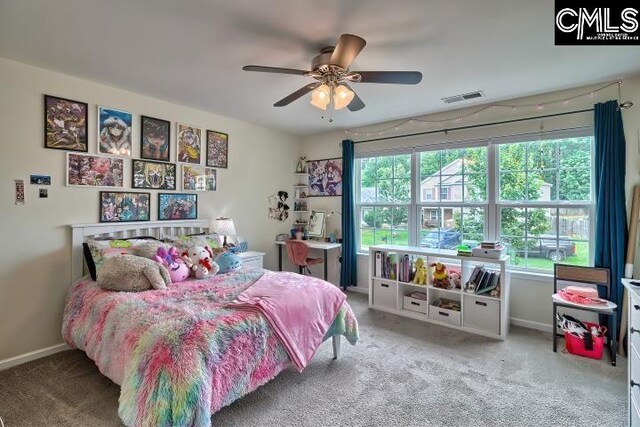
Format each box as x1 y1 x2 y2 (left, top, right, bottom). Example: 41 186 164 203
285 239 323 275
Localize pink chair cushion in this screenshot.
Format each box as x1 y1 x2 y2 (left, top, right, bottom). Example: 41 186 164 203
285 240 324 267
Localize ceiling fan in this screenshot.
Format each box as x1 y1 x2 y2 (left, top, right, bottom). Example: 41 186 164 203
242 34 422 114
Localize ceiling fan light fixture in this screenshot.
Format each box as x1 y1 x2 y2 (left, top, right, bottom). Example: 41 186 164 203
333 84 355 110
310 84 331 110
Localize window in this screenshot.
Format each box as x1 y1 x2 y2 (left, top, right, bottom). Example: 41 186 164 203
418 147 487 250
498 136 593 270
355 131 595 273
358 154 411 249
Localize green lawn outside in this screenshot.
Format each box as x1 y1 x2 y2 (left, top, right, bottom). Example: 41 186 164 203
361 229 590 272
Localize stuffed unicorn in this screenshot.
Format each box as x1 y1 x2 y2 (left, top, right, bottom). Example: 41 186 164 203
155 247 190 283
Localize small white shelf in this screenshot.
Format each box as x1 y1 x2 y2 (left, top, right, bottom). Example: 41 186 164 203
369 245 510 340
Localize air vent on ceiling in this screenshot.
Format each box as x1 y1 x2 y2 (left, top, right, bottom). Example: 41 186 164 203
442 91 485 104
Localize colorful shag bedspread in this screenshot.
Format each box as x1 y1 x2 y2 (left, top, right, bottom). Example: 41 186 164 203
62 268 358 427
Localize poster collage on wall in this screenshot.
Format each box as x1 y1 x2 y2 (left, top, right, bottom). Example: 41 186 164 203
44 94 229 223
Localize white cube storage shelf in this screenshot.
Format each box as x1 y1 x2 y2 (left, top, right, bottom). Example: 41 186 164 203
368 245 510 340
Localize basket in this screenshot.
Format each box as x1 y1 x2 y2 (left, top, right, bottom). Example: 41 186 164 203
564 322 606 360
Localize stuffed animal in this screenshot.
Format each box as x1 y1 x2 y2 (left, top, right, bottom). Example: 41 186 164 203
97 254 171 292
182 245 219 279
155 246 190 283
431 262 449 288
447 270 462 290
412 257 427 285
214 252 243 273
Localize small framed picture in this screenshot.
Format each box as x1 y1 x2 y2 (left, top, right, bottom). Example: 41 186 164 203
98 106 132 157
182 165 216 191
44 95 88 152
67 153 124 187
100 191 151 223
141 116 170 162
30 175 51 185
176 123 202 164
206 130 228 168
158 193 197 220
132 159 176 190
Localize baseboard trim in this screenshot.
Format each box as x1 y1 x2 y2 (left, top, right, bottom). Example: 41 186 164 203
510 317 552 332
347 286 369 295
0 343 70 371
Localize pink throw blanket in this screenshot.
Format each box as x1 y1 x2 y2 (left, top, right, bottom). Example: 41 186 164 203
227 271 346 372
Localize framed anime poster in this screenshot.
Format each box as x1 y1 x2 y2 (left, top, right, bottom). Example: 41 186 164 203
99 191 150 223
158 193 197 220
206 130 228 168
141 115 170 162
132 159 176 190
44 95 88 152
181 165 216 191
176 123 202 164
308 158 343 197
98 106 132 157
66 153 124 187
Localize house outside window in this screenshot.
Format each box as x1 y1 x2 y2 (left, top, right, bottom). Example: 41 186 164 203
355 129 594 273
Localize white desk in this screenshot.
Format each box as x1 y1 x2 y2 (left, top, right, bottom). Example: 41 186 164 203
275 240 341 280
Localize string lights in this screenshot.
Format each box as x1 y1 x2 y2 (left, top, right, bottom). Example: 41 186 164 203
344 80 632 139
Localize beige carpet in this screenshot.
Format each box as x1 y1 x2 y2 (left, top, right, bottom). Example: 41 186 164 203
0 292 626 426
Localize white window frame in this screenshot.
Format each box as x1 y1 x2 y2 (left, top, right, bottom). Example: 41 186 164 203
355 127 595 275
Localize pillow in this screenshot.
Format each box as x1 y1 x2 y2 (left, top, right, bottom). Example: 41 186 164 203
83 237 164 280
132 241 167 260
162 234 222 252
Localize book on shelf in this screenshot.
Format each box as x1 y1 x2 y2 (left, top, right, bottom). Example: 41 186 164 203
464 264 501 296
480 240 501 249
373 251 400 280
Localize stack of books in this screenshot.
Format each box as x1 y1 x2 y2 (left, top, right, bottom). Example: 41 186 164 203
373 251 400 280
465 265 501 296
398 254 417 283
456 244 473 257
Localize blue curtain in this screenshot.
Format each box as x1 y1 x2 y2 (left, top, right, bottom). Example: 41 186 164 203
594 100 627 324
340 139 357 290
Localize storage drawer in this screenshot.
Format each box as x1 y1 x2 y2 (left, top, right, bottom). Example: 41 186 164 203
429 306 461 326
372 281 397 309
463 295 500 335
632 346 640 410
242 257 263 269
403 296 428 314
633 394 640 427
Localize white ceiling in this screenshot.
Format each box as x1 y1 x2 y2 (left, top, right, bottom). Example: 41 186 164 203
1 0 639 136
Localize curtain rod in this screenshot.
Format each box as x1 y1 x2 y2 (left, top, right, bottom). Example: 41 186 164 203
352 108 594 144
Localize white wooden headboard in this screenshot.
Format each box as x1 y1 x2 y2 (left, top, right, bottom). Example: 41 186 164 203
70 220 211 281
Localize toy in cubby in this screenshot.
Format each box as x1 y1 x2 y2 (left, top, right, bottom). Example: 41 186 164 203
430 261 462 289
412 257 428 285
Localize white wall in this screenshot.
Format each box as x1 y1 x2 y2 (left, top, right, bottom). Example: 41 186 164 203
301 78 640 328
0 58 301 361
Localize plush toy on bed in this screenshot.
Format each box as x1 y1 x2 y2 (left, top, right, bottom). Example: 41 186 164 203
182 245 220 279
214 252 243 273
155 247 190 283
97 254 171 292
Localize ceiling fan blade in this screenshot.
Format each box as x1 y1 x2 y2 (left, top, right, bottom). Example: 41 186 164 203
329 34 366 69
274 83 321 107
354 71 422 84
342 83 365 111
243 65 309 76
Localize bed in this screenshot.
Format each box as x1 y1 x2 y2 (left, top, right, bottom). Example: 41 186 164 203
63 220 358 427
